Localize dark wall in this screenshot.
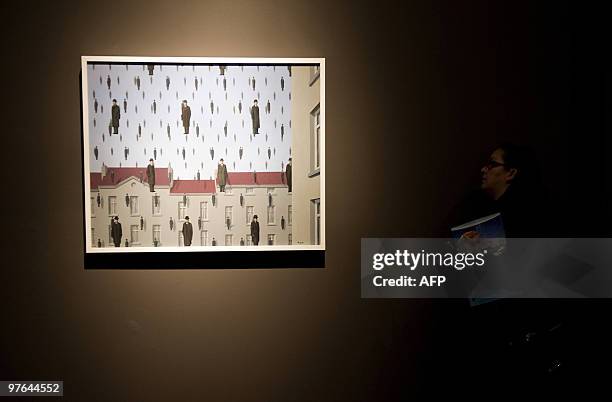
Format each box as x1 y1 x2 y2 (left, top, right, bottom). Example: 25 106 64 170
1 1 610 400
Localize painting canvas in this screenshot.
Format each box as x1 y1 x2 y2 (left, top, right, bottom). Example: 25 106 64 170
81 56 324 265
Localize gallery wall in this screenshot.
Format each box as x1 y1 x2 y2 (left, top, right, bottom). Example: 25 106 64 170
2 0 611 400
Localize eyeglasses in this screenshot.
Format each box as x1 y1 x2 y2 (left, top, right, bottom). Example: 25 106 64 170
483 160 506 170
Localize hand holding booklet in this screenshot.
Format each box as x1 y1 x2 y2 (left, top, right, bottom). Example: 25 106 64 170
451 212 506 255
451 212 506 239
451 213 507 305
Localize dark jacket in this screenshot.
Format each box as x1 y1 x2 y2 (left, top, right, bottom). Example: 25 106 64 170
250 105 260 131
111 222 122 244
217 164 228 187
285 163 292 189
448 184 549 238
182 222 193 246
111 104 120 127
250 221 260 244
147 165 156 186
181 105 191 127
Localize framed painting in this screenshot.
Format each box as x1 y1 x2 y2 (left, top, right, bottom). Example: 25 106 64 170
81 56 325 268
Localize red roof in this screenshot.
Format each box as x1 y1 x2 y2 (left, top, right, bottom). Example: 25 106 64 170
90 169 286 191
90 172 102 190
227 172 286 186
90 167 170 189
170 180 216 194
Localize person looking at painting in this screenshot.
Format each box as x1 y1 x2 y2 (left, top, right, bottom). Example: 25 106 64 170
447 144 569 384
449 143 548 238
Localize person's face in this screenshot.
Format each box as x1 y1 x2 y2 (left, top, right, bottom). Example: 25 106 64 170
220 160 224 165
480 148 516 194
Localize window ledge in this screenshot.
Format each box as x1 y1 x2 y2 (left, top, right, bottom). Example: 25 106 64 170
308 168 320 178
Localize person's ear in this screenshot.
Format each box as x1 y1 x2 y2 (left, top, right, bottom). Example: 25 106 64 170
506 168 518 182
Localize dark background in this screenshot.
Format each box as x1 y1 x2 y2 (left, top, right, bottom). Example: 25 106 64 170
1 0 611 400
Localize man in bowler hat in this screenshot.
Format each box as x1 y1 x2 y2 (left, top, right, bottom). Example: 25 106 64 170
250 99 260 134
147 158 156 192
181 100 191 134
111 99 120 134
182 216 193 246
111 216 122 247
250 215 260 246
216 158 228 192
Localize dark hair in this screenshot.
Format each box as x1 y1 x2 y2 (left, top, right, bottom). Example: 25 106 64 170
496 142 541 192
490 143 552 235
498 143 527 171
112 99 117 102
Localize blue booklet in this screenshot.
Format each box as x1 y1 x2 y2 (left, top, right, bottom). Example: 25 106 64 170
450 212 505 239
451 213 506 307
